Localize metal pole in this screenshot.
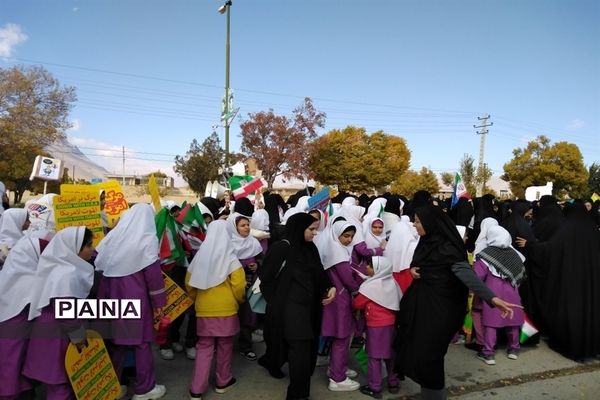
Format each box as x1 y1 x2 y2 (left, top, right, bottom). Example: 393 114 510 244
224 1 232 168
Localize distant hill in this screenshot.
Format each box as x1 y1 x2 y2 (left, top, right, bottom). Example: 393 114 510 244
45 138 108 182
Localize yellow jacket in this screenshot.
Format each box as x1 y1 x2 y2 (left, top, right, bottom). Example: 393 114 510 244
186 267 246 317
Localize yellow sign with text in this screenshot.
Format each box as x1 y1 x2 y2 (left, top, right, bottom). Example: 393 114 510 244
65 330 121 400
53 192 104 247
61 181 129 228
153 273 193 329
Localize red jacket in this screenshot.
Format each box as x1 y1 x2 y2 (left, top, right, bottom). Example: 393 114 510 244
352 293 396 327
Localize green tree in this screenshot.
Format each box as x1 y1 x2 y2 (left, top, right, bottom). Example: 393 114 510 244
459 154 477 197
0 65 76 202
440 172 454 187
476 162 493 194
309 126 411 192
240 97 326 189
174 133 226 195
390 167 440 197
502 135 588 199
588 163 600 197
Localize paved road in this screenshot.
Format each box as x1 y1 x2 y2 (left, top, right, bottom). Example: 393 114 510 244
125 338 600 400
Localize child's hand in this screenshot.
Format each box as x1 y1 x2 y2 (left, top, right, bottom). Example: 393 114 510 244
380 240 387 250
322 287 336 305
410 267 421 279
365 265 374 277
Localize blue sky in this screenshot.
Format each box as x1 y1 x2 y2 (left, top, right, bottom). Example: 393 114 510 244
1 0 598 186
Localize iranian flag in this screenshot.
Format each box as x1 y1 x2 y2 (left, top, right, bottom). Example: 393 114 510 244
232 177 265 200
155 208 185 271
451 173 471 209
520 314 539 344
176 203 207 232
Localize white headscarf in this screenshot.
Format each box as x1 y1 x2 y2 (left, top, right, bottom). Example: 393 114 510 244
342 196 358 206
0 236 42 322
384 219 419 273
336 204 365 244
250 209 270 231
0 208 28 248
363 216 386 249
365 198 387 220
95 204 159 277
474 217 499 256
358 256 401 310
321 220 355 270
28 227 94 320
229 212 263 259
187 220 241 290
486 225 525 262
282 195 310 223
308 209 327 232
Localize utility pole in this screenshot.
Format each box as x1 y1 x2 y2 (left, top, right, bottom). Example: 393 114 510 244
122 146 125 186
474 115 493 196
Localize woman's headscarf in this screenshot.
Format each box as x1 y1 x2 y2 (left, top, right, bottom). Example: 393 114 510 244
187 220 241 290
321 220 355 270
473 217 499 256
250 209 270 232
229 212 263 259
0 236 42 322
384 219 419 273
359 256 401 310
233 197 254 217
363 216 386 249
28 227 94 320
0 208 28 248
308 209 327 232
95 204 159 277
476 226 526 287
411 205 467 268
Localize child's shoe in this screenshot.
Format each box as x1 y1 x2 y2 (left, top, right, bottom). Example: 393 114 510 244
359 385 382 398
507 348 519 360
477 352 496 365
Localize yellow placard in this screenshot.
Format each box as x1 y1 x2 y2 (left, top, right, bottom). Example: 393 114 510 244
153 273 193 329
592 192 600 203
54 192 104 247
61 181 129 228
65 329 121 400
147 175 162 214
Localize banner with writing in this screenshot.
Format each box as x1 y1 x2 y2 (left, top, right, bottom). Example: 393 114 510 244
65 330 121 400
153 273 193 329
61 181 129 228
307 187 331 211
54 192 104 247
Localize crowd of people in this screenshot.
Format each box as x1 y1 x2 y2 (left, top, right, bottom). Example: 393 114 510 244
0 180 599 400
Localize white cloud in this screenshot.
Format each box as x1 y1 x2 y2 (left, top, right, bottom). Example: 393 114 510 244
69 119 81 131
0 23 28 59
68 136 186 186
567 119 585 130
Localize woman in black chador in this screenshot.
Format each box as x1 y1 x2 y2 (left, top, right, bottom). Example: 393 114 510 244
518 201 600 361
395 205 519 400
258 213 336 400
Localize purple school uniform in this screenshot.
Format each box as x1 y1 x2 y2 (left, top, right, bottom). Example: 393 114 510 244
473 259 524 327
351 241 384 274
23 299 84 385
96 260 166 344
0 309 32 397
321 261 362 338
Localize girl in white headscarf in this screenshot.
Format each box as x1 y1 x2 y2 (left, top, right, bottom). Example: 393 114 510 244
186 220 246 399
229 212 263 361
384 219 419 293
250 208 271 255
0 234 47 400
473 226 525 364
320 220 363 392
352 256 401 397
0 208 30 269
474 217 500 256
23 226 95 400
95 204 167 400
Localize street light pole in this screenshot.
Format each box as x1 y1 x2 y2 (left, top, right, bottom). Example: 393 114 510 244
219 0 232 170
